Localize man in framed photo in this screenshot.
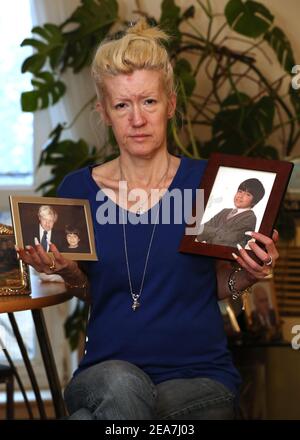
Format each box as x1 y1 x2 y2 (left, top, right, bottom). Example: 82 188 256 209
22 205 63 252
196 178 265 248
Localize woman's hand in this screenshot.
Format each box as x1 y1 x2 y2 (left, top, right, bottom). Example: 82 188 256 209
233 229 279 281
16 240 77 275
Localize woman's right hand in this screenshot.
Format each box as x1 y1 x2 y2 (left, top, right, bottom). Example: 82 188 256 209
16 240 78 275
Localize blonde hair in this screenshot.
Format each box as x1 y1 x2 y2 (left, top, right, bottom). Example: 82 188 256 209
91 18 175 101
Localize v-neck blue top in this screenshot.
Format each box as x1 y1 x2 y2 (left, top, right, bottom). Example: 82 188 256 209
58 156 241 395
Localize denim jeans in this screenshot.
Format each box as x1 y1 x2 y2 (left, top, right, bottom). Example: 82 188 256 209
64 360 236 420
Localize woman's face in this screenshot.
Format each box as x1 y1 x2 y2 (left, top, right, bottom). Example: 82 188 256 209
97 69 176 158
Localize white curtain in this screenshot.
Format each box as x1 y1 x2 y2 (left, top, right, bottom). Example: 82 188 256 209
30 0 102 184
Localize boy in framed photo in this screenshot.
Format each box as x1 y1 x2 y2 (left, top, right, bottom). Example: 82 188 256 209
196 178 265 248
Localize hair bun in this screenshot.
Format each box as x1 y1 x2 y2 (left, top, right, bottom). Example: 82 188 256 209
126 17 169 42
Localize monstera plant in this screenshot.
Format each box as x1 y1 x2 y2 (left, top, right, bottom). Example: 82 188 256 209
21 0 300 349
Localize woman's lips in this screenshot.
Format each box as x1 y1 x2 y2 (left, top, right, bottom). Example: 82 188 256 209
130 134 150 141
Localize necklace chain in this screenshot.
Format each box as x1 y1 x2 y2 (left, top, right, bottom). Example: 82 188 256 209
119 154 170 311
121 203 161 310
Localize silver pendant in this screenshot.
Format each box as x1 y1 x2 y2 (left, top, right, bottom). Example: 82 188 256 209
132 299 140 311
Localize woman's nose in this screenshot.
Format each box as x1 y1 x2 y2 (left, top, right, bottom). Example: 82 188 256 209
130 105 146 126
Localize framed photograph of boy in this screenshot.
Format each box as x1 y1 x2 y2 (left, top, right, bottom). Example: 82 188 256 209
179 153 294 261
10 196 97 261
0 223 30 296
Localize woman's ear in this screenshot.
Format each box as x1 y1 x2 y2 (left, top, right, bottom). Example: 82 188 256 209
167 93 177 119
96 101 111 126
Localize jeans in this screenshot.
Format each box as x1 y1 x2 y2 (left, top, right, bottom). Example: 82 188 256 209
64 360 236 420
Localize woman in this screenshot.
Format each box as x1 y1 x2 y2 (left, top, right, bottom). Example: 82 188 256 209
17 19 279 420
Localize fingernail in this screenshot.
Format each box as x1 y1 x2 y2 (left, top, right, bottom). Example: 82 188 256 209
237 243 243 251
34 237 40 245
16 252 19 260
25 245 32 250
14 245 20 252
48 240 52 245
232 252 238 259
248 238 256 243
245 231 253 236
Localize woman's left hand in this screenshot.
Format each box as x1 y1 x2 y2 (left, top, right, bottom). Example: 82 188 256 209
233 229 279 281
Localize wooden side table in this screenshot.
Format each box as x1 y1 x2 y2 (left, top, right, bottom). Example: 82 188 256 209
0 273 72 419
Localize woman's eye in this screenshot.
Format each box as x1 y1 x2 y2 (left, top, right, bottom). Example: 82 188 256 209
144 99 156 105
115 103 127 109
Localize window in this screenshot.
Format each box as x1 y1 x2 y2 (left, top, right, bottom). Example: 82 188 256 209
0 0 35 383
0 0 33 186
0 2 71 395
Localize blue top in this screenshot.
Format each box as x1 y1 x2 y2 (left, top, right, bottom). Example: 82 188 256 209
58 156 241 395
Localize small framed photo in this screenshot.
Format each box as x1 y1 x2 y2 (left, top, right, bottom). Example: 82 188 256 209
10 196 98 261
244 278 282 340
179 153 293 260
0 224 30 296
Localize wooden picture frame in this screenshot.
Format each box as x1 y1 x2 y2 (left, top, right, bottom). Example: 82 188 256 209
10 196 98 261
0 223 31 296
179 153 293 261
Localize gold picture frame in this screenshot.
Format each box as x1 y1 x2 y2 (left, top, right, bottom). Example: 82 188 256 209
0 223 31 296
9 196 98 261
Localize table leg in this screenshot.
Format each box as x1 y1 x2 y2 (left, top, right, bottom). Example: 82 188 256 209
8 312 46 419
31 309 67 418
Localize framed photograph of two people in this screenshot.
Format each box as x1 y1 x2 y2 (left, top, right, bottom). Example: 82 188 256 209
180 153 294 261
10 196 97 261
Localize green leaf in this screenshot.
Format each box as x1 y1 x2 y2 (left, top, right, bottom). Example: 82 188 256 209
225 0 273 38
264 26 295 73
36 123 102 195
181 5 195 21
174 59 196 110
62 0 118 72
21 23 64 74
160 0 182 49
251 96 275 136
64 0 118 39
222 92 251 107
21 71 66 112
249 145 279 159
212 92 275 154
